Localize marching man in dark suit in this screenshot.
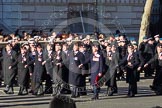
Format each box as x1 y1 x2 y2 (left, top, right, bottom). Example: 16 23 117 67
79 42 103 100
1 43 18 94
118 44 139 97
61 43 71 94
105 44 119 96
42 43 53 94
68 42 85 98
28 44 37 94
32 44 45 96
143 37 155 77
17 46 31 95
52 43 63 95
144 43 162 95
79 42 90 96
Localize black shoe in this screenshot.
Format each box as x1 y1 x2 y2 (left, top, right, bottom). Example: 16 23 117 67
29 90 33 93
114 89 118 93
3 89 8 93
129 94 135 97
3 85 9 93
19 93 28 95
150 85 157 91
66 91 71 94
121 76 125 80
71 95 76 98
60 90 66 94
60 90 71 94
128 91 135 97
45 91 53 94
37 92 44 96
7 91 14 94
80 92 87 96
107 87 115 96
32 92 37 95
144 74 149 77
91 95 99 100
71 94 80 98
155 90 162 95
18 92 23 95
108 90 114 96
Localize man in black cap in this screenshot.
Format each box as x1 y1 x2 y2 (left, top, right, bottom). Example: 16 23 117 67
144 43 162 95
32 43 45 96
11 37 20 55
42 43 53 94
139 36 148 53
117 40 127 80
154 34 160 47
79 42 103 100
83 37 93 53
132 42 145 84
118 44 139 97
52 43 63 95
1 43 18 94
17 46 31 95
28 42 37 94
60 43 71 94
103 43 112 75
99 39 106 50
79 42 90 96
144 37 156 77
68 42 85 98
105 44 119 96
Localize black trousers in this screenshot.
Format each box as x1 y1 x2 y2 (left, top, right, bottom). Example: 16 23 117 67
71 86 79 96
33 82 43 94
128 82 137 95
45 74 53 93
144 64 154 76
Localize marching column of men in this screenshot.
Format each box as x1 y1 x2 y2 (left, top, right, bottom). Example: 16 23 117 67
1 34 162 100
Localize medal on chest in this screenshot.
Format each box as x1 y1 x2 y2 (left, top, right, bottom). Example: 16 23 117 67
38 53 42 61
74 56 78 60
93 54 100 61
22 55 27 63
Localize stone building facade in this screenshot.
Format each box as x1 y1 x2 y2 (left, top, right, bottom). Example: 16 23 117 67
0 0 147 37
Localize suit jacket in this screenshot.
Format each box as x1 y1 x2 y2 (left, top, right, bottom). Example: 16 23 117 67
81 51 90 75
135 51 145 68
1 49 17 85
144 43 156 61
43 49 53 77
17 53 31 85
119 52 139 83
84 52 103 85
33 51 45 83
147 54 162 68
61 50 70 83
68 51 85 86
52 51 63 83
103 51 119 83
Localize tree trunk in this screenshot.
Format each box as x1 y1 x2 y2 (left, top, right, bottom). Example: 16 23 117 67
138 0 154 44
